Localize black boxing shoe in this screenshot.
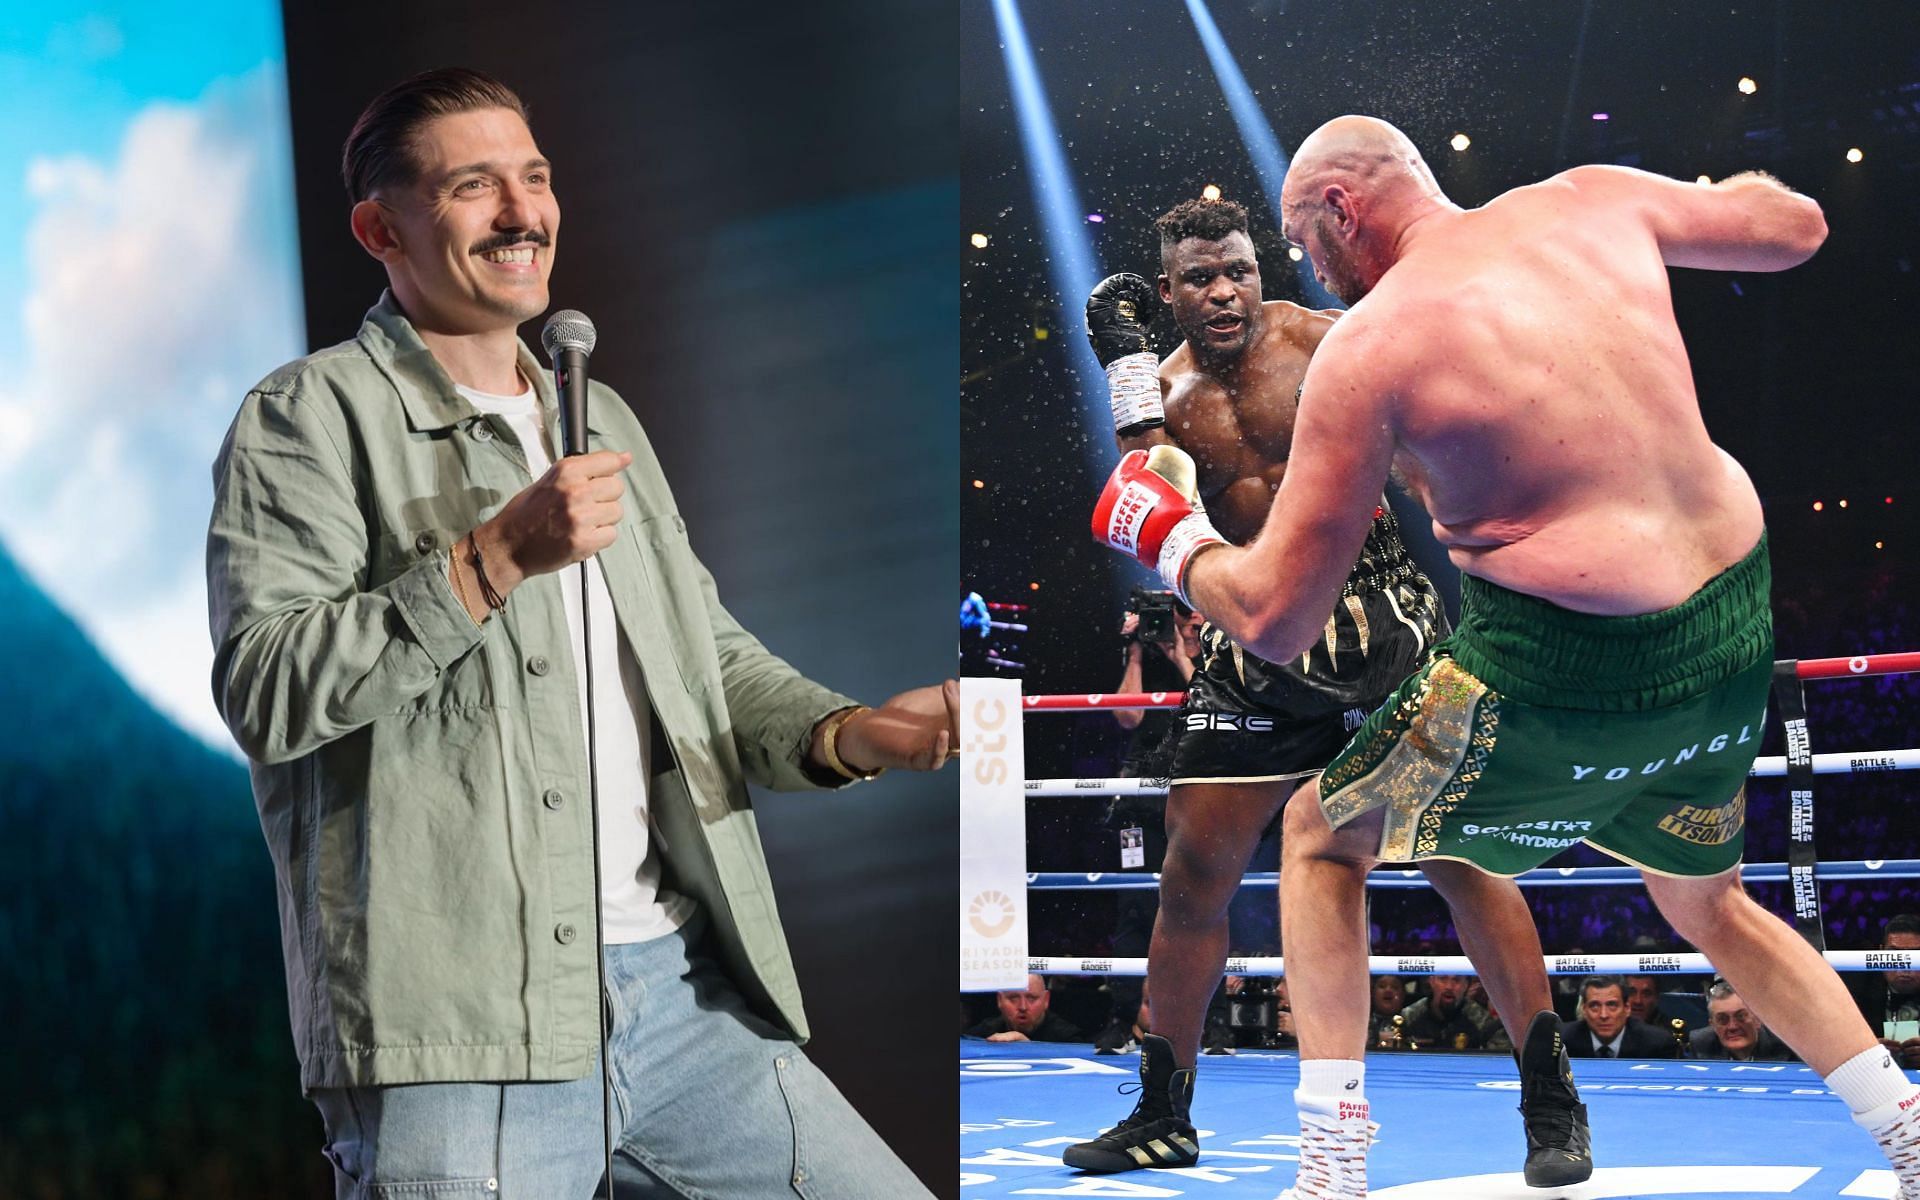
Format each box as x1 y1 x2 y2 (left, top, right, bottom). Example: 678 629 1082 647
1063 1034 1200 1173
1516 1009 1593 1187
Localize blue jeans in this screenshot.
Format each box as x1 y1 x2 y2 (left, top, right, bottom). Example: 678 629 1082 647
313 912 930 1198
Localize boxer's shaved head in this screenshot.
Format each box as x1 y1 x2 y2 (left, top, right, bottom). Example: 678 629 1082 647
1281 116 1452 303
1286 116 1441 209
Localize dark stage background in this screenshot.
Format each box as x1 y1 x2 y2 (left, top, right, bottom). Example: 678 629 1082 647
4 2 956 1197
962 1 1920 977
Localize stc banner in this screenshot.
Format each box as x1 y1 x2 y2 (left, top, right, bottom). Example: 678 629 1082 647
959 676 1028 992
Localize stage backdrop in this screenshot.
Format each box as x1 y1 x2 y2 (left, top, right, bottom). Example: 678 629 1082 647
1 1 957 1196
0 2 319 1196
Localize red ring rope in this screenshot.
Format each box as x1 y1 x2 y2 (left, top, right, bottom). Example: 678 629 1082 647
1018 651 1920 711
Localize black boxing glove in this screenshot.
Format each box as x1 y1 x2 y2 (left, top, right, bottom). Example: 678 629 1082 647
1086 273 1164 434
1086 273 1156 363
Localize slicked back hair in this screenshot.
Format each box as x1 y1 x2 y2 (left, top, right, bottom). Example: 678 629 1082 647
1155 197 1252 261
342 67 530 203
1887 914 1920 942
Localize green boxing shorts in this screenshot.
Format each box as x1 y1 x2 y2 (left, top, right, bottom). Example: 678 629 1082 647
1318 535 1774 878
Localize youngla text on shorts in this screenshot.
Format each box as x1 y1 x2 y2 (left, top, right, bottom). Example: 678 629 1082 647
1568 707 1767 783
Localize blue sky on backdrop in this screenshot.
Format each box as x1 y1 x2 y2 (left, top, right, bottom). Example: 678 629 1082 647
0 2 305 749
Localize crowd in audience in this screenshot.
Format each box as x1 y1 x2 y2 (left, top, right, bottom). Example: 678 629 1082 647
965 914 1920 1066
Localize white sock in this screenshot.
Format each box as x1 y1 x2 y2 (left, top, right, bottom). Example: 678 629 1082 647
1299 1058 1366 1102
1825 1046 1919 1124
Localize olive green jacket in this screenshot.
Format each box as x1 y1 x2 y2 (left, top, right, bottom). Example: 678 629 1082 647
207 292 852 1090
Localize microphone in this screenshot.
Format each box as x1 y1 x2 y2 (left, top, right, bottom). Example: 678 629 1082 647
540 309 598 456
540 306 616 1195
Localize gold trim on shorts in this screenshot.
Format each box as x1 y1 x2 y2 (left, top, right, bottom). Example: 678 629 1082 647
1344 594 1372 659
1319 659 1498 860
1578 837 1745 880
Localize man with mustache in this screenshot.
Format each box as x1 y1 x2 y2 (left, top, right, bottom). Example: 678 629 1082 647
1069 197 1590 1186
1094 114 1919 1194
207 68 950 1197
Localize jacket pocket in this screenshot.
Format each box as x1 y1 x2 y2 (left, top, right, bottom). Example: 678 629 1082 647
632 514 718 699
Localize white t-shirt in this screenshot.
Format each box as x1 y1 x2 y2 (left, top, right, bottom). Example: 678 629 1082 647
457 378 693 944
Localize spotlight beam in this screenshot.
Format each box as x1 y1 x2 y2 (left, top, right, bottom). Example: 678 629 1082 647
1553 0 1595 166
1184 0 1339 308
990 0 1113 455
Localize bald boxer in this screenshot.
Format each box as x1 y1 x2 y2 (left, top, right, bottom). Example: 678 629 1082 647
1095 115 1920 1196
1067 198 1589 1186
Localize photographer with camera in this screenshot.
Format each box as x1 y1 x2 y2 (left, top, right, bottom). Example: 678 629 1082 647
1113 588 1202 750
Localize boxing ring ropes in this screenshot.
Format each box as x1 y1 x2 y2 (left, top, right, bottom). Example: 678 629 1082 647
961 651 1920 1195
1011 650 1920 981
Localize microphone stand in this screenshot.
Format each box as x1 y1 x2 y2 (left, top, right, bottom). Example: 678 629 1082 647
547 320 617 1199
580 552 616 1199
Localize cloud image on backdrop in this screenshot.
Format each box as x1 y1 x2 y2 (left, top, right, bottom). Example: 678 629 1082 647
0 3 304 752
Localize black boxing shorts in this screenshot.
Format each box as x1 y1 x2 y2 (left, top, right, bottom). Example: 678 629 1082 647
1166 507 1451 786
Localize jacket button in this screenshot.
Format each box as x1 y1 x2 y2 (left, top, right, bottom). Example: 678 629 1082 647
672 515 685 533
472 422 495 442
555 923 576 944
542 788 564 811
527 655 550 676
413 531 438 554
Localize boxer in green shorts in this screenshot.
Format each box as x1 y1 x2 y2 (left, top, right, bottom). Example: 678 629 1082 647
1319 536 1774 879
1093 117 1920 1198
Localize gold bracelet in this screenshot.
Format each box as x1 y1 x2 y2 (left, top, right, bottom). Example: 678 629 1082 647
450 539 484 627
821 705 883 782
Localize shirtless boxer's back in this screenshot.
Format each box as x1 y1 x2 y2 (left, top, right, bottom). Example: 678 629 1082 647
1325 162 1765 614
1067 198 1591 1188
1103 117 1919 1196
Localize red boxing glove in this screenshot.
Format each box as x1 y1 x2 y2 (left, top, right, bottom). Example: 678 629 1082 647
1092 446 1225 604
